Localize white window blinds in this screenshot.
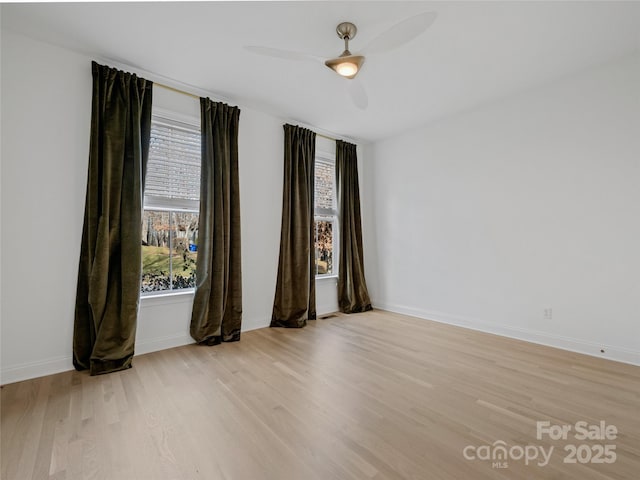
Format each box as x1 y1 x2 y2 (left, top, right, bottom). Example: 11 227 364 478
315 156 336 215
145 116 201 206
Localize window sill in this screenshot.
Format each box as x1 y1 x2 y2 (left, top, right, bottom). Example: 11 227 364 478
316 275 338 282
140 289 195 306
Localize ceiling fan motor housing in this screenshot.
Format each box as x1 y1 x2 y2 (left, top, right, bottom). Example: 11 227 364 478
336 22 358 41
326 22 365 79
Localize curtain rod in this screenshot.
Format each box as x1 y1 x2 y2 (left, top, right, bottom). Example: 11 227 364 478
316 132 336 142
155 82 200 100
156 83 343 143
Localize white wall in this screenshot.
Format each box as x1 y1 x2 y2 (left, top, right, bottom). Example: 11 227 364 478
1 32 91 383
0 32 340 384
364 53 640 365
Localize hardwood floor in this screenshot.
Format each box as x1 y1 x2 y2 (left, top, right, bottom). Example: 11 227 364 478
2 310 639 480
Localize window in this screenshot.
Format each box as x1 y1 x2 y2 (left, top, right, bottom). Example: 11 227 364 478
314 153 338 277
141 115 201 294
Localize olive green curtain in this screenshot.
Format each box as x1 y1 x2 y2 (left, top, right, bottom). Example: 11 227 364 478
73 61 152 375
336 140 372 313
190 98 242 345
271 125 317 327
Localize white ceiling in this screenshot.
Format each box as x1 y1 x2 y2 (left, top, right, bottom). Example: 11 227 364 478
3 1 640 142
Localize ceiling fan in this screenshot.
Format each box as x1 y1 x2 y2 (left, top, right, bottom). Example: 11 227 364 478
245 12 437 109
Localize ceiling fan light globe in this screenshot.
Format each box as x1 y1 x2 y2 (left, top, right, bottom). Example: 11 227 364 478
325 55 365 80
337 62 358 77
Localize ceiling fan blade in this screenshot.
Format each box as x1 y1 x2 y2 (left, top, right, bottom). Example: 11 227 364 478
244 46 324 63
361 11 437 55
347 79 368 110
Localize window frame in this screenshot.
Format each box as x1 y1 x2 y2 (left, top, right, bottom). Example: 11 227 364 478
314 150 339 279
141 110 201 297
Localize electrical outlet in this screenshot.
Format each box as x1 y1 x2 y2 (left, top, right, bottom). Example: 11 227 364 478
543 308 553 320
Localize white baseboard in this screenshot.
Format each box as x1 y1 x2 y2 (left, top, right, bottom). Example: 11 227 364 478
1 318 273 385
135 333 194 356
241 317 270 332
1 355 74 386
5 306 636 385
240 311 339 331
374 301 640 366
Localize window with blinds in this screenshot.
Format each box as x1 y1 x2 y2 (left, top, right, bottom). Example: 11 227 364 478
314 153 338 277
145 116 201 209
141 115 201 295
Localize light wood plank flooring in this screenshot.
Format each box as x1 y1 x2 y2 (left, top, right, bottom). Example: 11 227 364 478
2 310 639 479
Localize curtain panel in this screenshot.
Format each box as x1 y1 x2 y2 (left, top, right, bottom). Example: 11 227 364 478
271 125 317 327
73 61 152 375
190 98 242 345
336 140 372 314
